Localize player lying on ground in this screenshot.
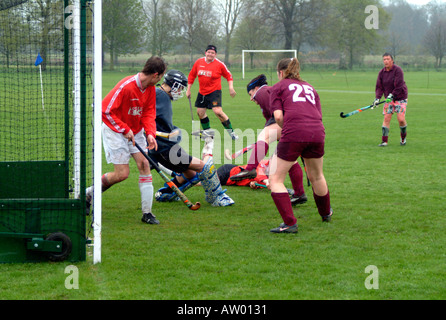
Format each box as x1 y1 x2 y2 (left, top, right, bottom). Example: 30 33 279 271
216 159 307 206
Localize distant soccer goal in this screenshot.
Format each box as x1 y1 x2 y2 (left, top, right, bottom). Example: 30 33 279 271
242 50 298 79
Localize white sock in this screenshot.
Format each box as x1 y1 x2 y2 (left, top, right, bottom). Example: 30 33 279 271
202 137 214 157
139 175 153 214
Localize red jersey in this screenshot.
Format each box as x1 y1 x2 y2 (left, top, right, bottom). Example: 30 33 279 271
102 74 156 138
226 160 269 186
188 57 233 96
270 79 325 143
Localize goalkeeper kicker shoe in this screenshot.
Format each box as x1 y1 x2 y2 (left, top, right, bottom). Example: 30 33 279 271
141 213 160 225
270 223 298 234
211 192 235 207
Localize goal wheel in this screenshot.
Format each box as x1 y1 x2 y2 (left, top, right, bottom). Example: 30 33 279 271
45 232 72 262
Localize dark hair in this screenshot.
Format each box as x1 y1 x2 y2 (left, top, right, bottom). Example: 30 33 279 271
206 45 217 53
141 56 168 75
247 74 267 94
382 52 394 60
277 58 302 81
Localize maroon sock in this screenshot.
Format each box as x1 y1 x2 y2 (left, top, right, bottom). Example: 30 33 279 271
246 141 268 171
313 190 331 217
382 136 388 143
271 192 297 226
289 162 305 196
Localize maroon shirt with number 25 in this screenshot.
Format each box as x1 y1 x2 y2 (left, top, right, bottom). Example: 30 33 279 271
270 79 325 143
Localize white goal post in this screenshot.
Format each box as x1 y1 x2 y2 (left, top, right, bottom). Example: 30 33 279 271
242 50 297 79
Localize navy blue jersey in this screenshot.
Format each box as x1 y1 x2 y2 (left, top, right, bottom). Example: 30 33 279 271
149 87 182 154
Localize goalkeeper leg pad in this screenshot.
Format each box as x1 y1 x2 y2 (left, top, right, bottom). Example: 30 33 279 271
198 158 234 207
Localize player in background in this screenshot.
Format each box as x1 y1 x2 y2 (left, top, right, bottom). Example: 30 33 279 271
268 58 332 234
85 56 167 225
186 45 239 140
151 70 234 207
373 53 408 146
229 74 307 205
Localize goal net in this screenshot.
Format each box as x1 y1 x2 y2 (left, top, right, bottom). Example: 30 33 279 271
0 0 96 263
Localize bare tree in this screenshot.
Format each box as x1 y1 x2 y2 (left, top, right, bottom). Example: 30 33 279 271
232 15 274 68
424 19 446 67
257 0 328 55
141 0 176 57
172 0 219 68
103 0 145 70
218 0 246 66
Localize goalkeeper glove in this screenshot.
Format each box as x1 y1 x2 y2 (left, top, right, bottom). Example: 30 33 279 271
371 98 380 109
386 93 394 103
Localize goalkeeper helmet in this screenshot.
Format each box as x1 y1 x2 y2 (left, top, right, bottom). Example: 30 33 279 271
164 70 188 101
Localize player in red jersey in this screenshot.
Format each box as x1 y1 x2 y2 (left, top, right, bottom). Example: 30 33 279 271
268 58 332 233
186 45 238 140
86 56 167 225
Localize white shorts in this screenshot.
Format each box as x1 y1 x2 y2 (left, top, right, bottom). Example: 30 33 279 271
102 123 147 165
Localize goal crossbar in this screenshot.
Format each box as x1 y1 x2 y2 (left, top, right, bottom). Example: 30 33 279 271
242 50 297 79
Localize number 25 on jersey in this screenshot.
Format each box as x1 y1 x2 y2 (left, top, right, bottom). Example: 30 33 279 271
289 84 316 105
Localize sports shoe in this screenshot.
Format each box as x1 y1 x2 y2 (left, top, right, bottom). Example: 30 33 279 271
290 193 307 206
400 137 406 146
378 142 388 147
141 213 160 225
211 193 235 207
229 130 239 140
322 208 333 222
229 168 257 181
155 188 179 202
270 222 298 234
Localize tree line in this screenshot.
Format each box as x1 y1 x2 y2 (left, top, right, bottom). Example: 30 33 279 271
104 0 446 69
1 0 445 70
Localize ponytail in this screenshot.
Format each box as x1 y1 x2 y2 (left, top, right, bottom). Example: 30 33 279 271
277 57 302 81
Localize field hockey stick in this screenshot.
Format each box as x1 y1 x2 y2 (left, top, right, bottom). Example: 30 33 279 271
134 142 201 211
191 129 215 138
301 157 310 187
156 129 180 139
188 96 194 121
224 143 256 160
340 100 385 118
254 183 267 188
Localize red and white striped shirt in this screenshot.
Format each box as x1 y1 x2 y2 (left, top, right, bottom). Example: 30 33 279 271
188 57 233 96
102 73 156 138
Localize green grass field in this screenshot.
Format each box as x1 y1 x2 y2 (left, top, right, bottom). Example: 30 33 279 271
1 67 445 301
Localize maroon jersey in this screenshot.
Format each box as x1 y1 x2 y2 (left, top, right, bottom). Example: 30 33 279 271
270 79 325 143
252 85 274 124
375 64 408 101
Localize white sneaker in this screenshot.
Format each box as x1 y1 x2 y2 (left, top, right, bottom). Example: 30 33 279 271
378 142 388 147
400 138 406 146
229 131 239 140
